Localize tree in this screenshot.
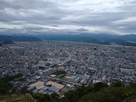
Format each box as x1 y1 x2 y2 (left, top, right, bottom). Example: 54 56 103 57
112 81 125 87
0 88 7 98
21 86 28 95
50 93 59 102
93 82 108 92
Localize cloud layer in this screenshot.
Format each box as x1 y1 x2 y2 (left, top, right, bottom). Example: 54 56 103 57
0 0 136 35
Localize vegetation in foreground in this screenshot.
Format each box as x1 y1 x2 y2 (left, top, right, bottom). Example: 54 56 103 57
0 74 136 102
0 74 23 97
0 94 30 102
31 82 136 102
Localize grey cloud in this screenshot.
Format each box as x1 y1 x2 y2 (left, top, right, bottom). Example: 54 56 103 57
76 28 89 31
22 26 45 31
0 0 55 10
50 25 59 27
0 28 23 34
0 0 136 35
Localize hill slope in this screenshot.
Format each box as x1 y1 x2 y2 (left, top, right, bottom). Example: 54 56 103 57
37 34 136 46
0 35 41 42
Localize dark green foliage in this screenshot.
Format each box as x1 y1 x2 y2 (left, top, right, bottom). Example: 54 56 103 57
32 93 50 102
50 93 59 102
79 83 136 102
20 86 28 95
53 70 66 76
63 90 77 102
60 85 94 102
32 93 59 102
30 82 136 102
93 82 109 92
1 80 136 102
60 82 136 102
111 81 125 87
0 73 23 96
1 73 23 82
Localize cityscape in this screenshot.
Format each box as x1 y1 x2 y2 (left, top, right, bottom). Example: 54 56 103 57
0 0 136 101
0 41 136 96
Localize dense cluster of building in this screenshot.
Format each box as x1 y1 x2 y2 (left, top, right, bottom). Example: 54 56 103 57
0 41 136 95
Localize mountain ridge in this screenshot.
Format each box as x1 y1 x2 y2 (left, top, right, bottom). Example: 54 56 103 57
36 34 136 46
0 34 136 46
0 35 41 42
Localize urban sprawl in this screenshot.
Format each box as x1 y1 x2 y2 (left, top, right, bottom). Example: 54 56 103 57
0 41 136 96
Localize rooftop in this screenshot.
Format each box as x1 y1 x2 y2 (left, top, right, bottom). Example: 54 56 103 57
48 86 60 93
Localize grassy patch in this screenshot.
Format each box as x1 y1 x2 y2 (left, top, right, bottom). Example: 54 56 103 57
0 94 30 102
53 70 66 76
61 77 70 81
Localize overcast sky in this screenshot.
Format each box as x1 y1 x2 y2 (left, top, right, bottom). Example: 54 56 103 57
0 0 136 35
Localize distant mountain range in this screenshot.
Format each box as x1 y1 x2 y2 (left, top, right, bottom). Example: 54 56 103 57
36 34 136 46
0 35 41 42
0 34 136 46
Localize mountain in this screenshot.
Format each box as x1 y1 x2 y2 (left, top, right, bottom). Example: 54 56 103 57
120 34 136 41
0 43 3 46
0 34 135 46
2 40 14 44
36 34 136 46
0 35 41 42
